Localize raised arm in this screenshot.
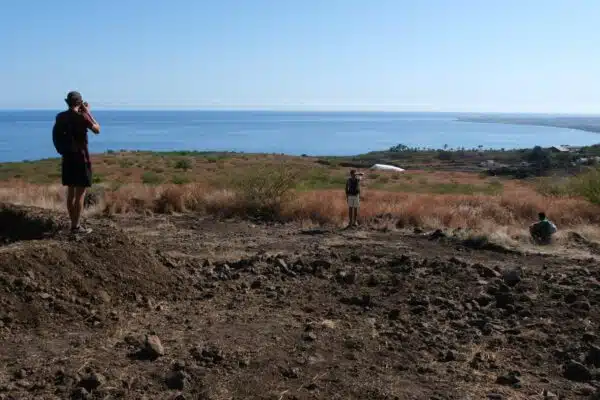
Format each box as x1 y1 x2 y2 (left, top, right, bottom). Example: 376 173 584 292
80 103 100 134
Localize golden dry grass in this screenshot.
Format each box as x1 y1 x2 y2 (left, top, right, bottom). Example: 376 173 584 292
2 154 600 250
2 180 599 229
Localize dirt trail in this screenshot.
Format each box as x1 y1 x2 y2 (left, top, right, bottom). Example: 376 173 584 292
0 205 599 399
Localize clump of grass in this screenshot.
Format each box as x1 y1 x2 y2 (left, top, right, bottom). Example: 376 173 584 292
142 171 163 185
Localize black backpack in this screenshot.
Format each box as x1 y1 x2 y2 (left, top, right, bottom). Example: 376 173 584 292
52 112 71 155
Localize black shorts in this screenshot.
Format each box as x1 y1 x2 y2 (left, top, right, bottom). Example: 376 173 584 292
62 154 92 188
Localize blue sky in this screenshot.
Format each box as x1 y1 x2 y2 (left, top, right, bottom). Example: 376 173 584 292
1 0 599 112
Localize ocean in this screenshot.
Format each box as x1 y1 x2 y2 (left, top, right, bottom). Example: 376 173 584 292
1 110 599 163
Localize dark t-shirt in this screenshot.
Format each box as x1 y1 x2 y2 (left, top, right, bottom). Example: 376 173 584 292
346 177 360 195
53 110 94 163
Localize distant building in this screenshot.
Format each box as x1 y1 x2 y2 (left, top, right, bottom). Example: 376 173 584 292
549 145 583 153
549 145 570 153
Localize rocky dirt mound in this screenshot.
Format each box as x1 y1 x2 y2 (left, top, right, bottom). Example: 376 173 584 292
0 204 186 331
1 212 600 399
0 204 59 244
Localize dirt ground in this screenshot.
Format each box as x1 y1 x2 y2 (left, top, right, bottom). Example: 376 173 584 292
1 204 600 400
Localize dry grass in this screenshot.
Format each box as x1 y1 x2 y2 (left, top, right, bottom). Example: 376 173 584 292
3 154 600 250
2 180 600 229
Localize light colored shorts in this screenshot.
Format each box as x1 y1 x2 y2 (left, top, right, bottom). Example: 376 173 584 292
347 195 360 208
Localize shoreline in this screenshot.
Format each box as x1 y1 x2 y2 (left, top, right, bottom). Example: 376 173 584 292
457 116 600 134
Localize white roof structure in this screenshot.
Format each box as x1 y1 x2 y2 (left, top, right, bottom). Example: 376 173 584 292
370 164 405 172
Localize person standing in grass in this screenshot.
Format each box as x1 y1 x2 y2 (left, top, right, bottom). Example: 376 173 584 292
345 169 361 227
529 212 557 244
52 91 101 234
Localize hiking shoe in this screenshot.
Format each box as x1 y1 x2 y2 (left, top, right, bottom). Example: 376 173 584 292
71 225 92 235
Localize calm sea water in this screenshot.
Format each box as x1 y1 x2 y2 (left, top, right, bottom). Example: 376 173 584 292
1 110 599 163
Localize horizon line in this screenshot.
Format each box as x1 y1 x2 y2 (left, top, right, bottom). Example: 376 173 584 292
1 108 600 116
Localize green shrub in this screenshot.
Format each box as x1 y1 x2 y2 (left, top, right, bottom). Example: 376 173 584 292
231 165 298 220
172 174 191 185
175 159 193 170
570 167 600 204
92 174 104 184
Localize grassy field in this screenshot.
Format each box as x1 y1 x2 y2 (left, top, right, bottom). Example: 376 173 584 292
2 150 600 250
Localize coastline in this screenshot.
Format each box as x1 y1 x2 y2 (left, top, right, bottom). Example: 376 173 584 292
456 115 600 134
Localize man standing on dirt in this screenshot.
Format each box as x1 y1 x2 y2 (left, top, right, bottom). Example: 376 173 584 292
52 91 100 234
345 169 361 228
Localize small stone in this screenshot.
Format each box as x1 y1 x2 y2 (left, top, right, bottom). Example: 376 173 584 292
487 394 503 400
367 274 379 287
250 279 262 289
281 367 301 379
303 332 317 342
165 371 189 390
586 345 600 368
475 293 494 307
583 332 598 342
542 389 558 399
495 292 514 309
564 360 592 382
71 387 91 400
388 309 401 320
276 259 288 271
97 290 111 303
15 379 32 389
574 384 596 396
320 319 336 329
474 264 501 278
144 335 165 359
78 372 105 392
336 269 357 284
239 358 251 368
502 269 521 287
496 372 520 386
173 360 186 371
14 369 27 380
442 350 458 362
571 300 591 311
40 292 52 300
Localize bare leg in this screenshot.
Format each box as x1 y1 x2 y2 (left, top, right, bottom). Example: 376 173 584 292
348 207 353 227
66 187 76 228
354 207 359 226
72 187 87 229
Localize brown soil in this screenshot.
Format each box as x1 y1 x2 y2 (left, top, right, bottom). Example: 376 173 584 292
1 205 599 400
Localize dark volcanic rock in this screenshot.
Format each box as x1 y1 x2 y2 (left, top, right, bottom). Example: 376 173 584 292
563 360 592 382
502 269 521 287
77 372 105 392
495 292 515 309
143 334 165 359
165 371 189 390
71 387 91 400
496 371 521 386
585 345 600 368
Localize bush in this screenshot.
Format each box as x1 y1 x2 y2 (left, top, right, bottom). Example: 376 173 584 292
231 165 298 220
142 171 163 185
437 150 454 161
172 175 191 185
92 174 104 184
570 167 600 204
175 159 192 170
